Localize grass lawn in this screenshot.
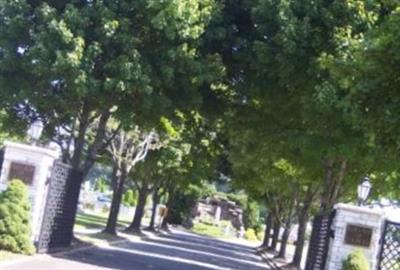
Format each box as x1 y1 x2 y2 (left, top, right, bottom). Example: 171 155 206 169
192 222 224 238
191 221 237 239
75 232 126 246
74 212 135 246
191 220 264 244
73 211 154 247
74 212 131 231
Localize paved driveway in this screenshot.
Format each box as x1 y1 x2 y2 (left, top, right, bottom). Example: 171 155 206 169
3 230 273 270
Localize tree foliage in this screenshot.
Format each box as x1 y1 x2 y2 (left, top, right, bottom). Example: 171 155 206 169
94 177 109 193
122 189 137 207
0 0 225 176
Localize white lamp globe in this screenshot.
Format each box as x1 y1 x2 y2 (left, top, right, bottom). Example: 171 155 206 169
357 177 372 206
27 120 43 144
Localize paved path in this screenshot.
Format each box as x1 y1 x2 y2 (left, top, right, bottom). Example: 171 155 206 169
3 230 272 270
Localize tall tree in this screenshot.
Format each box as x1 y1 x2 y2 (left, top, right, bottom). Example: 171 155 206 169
0 0 225 239
104 126 157 235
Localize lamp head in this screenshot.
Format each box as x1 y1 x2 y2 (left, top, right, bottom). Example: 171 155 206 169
27 120 43 144
357 176 372 206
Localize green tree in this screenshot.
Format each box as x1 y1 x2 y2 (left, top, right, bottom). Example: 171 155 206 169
321 3 400 195
0 180 35 255
0 0 225 239
321 2 399 150
243 200 262 233
94 177 109 193
104 126 158 235
211 0 384 264
122 189 137 207
125 150 162 233
168 184 205 225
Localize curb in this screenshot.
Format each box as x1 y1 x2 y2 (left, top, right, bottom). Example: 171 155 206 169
258 251 281 270
1 237 131 268
1 229 161 268
2 253 49 268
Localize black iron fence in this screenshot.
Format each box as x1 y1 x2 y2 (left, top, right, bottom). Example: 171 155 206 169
305 211 336 270
37 160 82 253
0 149 4 173
378 220 400 270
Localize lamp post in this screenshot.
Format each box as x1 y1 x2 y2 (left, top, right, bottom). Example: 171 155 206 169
357 176 372 206
27 120 43 145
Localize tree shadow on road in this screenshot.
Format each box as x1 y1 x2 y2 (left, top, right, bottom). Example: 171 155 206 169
51 230 271 270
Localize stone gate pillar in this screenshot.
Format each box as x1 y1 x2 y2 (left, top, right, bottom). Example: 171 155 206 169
325 203 386 270
0 141 59 242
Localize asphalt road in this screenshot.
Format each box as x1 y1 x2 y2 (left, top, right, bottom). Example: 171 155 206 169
3 230 272 270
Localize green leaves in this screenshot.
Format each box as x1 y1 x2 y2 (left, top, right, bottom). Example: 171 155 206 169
322 2 400 169
0 0 226 179
148 0 217 40
0 180 35 255
221 0 394 208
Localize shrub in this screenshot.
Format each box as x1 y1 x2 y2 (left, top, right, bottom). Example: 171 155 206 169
101 205 110 214
342 250 370 270
94 177 109 193
244 228 258 241
83 202 95 210
0 179 35 254
169 184 205 224
122 189 137 207
243 200 262 232
192 222 223 238
256 230 265 241
226 193 247 208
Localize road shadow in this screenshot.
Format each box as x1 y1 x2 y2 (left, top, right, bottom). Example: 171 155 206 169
144 230 260 262
52 230 270 270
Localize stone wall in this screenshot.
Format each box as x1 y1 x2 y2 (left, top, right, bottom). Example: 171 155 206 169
325 204 386 270
193 197 243 229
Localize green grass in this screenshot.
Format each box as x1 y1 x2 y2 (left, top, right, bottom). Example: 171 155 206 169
75 232 126 246
192 221 236 239
74 212 130 231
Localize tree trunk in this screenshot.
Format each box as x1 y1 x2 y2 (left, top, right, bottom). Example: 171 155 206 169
148 187 160 230
292 211 310 267
58 102 112 244
320 158 347 214
270 217 280 252
277 221 291 258
261 214 272 248
104 166 126 235
292 186 315 268
126 188 148 233
70 102 90 170
277 205 294 258
81 110 111 177
161 188 173 230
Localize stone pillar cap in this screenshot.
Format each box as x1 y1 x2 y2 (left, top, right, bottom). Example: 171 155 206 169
4 141 60 159
334 203 386 217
